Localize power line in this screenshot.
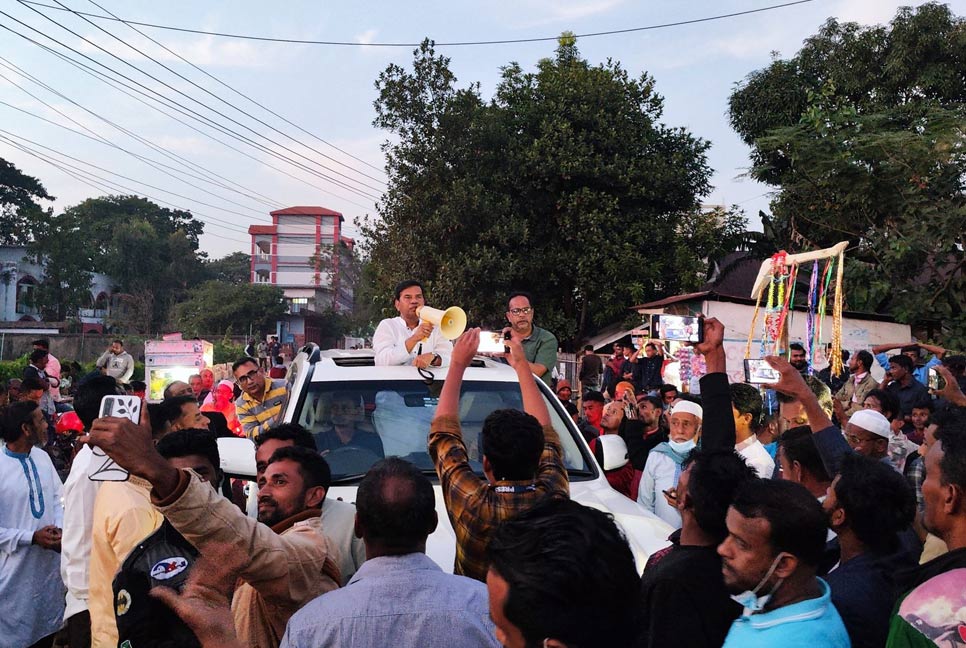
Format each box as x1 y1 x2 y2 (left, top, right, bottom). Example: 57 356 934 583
82 0 386 177
19 0 819 46
0 135 252 244
1 6 383 203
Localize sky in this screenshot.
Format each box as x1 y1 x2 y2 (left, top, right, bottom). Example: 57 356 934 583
1 0 961 259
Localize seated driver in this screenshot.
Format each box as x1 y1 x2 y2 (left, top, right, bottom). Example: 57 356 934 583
313 392 385 458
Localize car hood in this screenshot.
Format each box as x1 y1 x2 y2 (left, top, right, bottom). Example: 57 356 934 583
328 478 673 575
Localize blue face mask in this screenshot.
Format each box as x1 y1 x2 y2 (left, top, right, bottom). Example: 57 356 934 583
667 438 696 454
729 552 788 614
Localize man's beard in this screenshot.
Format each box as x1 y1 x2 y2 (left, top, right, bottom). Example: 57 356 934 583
257 494 305 527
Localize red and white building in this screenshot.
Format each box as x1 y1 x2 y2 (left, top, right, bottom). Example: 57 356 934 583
249 206 355 346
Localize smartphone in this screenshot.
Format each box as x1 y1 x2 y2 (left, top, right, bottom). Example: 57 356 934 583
929 367 946 391
744 359 780 385
477 331 505 354
89 395 142 482
651 314 703 343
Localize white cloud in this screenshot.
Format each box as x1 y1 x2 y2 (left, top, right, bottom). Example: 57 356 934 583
832 0 905 25
355 29 379 45
508 0 625 28
74 31 270 69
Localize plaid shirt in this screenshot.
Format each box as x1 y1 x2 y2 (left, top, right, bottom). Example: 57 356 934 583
429 414 570 582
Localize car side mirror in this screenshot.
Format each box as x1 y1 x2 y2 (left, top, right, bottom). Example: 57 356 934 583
594 434 629 471
217 437 257 479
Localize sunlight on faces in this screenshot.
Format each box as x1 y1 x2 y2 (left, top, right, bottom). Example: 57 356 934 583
601 401 624 432
778 401 808 435
257 458 320 527
506 295 534 334
718 509 781 594
255 438 291 481
582 400 603 425
921 441 948 537
394 286 424 320
669 412 701 443
171 402 210 432
638 399 660 426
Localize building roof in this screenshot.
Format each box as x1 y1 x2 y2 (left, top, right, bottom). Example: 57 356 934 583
248 225 276 235
270 206 344 220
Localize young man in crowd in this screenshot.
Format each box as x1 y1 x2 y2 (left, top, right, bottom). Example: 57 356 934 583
486 498 640 648
232 356 287 439
89 412 341 648
833 349 878 424
95 339 135 385
0 401 64 648
580 390 605 437
883 354 931 426
283 459 499 647
719 479 850 647
577 344 602 395
872 342 945 387
730 383 776 478
429 328 568 581
624 394 667 471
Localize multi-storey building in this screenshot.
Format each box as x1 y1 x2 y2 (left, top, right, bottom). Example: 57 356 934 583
249 206 355 346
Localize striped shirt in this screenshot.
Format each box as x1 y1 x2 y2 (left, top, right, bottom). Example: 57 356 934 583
235 377 287 439
428 414 569 582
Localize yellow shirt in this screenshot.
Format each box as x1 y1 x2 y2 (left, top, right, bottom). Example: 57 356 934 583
89 476 163 648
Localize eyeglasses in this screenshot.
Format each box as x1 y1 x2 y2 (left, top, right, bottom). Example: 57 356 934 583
508 307 533 316
236 369 260 384
846 433 879 445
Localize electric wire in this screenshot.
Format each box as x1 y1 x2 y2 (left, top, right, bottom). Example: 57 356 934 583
18 0 819 47
15 0 387 198
82 0 385 177
0 21 377 210
0 8 382 203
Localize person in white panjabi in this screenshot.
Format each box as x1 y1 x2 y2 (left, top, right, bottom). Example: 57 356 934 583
0 400 65 648
373 280 452 368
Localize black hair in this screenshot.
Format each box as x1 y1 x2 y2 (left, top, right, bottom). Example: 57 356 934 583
583 390 605 404
1 400 39 443
392 279 424 301
889 354 914 373
840 349 851 362
583 344 594 351
506 291 533 310
231 356 259 373
73 375 121 430
159 395 200 426
29 348 48 364
778 426 830 482
942 354 966 375
147 403 167 438
864 389 900 421
833 453 915 554
776 375 833 417
486 498 639 647
911 399 934 413
157 429 221 474
267 445 332 491
640 394 663 410
659 384 678 396
356 457 437 551
683 448 758 542
854 350 874 372
31 338 50 350
481 409 544 481
129 380 146 392
937 415 966 490
255 422 316 450
19 377 46 393
644 342 657 351
789 342 806 353
933 407 966 440
900 345 920 356
730 383 763 425
112 339 124 346
562 401 578 418
731 478 827 567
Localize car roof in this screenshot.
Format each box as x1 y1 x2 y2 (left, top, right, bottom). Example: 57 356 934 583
308 350 521 383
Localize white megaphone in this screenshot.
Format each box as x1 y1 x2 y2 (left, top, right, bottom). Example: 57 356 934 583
417 305 467 340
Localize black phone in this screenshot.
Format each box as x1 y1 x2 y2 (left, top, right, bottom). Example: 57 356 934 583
504 331 511 354
929 367 946 391
744 359 780 385
651 314 704 343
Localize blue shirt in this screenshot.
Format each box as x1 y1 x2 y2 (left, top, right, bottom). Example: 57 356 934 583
281 553 500 648
722 579 851 648
875 352 940 387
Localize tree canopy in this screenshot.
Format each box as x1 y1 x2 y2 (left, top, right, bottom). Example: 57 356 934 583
729 3 966 344
0 158 53 246
171 281 286 337
364 38 744 346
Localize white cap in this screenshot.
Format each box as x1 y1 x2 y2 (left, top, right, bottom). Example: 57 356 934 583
670 399 703 420
849 409 891 438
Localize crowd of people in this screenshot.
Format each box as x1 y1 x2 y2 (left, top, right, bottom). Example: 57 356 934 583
2 284 966 648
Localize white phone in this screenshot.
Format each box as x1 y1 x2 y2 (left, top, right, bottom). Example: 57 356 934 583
89 395 141 482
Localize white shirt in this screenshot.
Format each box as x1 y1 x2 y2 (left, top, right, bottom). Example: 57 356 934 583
735 436 777 478
372 317 453 367
638 451 683 530
0 445 66 646
60 445 101 619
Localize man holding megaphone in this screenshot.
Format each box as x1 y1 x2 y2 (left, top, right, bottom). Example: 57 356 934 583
373 280 455 368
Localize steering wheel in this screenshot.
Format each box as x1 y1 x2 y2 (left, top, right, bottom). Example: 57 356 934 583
323 446 382 475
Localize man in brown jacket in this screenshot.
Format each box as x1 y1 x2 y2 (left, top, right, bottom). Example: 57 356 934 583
833 350 878 424
90 413 340 648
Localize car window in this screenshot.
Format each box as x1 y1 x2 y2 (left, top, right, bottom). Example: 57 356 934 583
295 379 593 482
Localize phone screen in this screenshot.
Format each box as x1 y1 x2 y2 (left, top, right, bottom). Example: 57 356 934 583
929 368 945 391
651 314 703 343
477 331 505 354
744 359 780 385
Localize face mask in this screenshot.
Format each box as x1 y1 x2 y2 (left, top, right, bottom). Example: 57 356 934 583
667 438 696 454
729 552 788 614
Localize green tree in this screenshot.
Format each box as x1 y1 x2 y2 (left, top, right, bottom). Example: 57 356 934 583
365 39 743 346
24 209 94 321
0 158 53 245
728 4 966 344
172 281 287 337
205 251 251 285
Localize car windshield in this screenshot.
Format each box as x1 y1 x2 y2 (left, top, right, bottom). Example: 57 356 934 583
293 379 594 483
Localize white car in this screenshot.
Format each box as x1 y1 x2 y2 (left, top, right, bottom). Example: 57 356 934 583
219 346 673 572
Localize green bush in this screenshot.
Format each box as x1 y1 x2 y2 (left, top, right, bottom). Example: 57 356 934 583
214 338 245 365
0 357 28 382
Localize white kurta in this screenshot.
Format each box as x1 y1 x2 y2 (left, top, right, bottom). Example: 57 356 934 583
0 445 66 646
638 450 684 529
372 316 453 366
